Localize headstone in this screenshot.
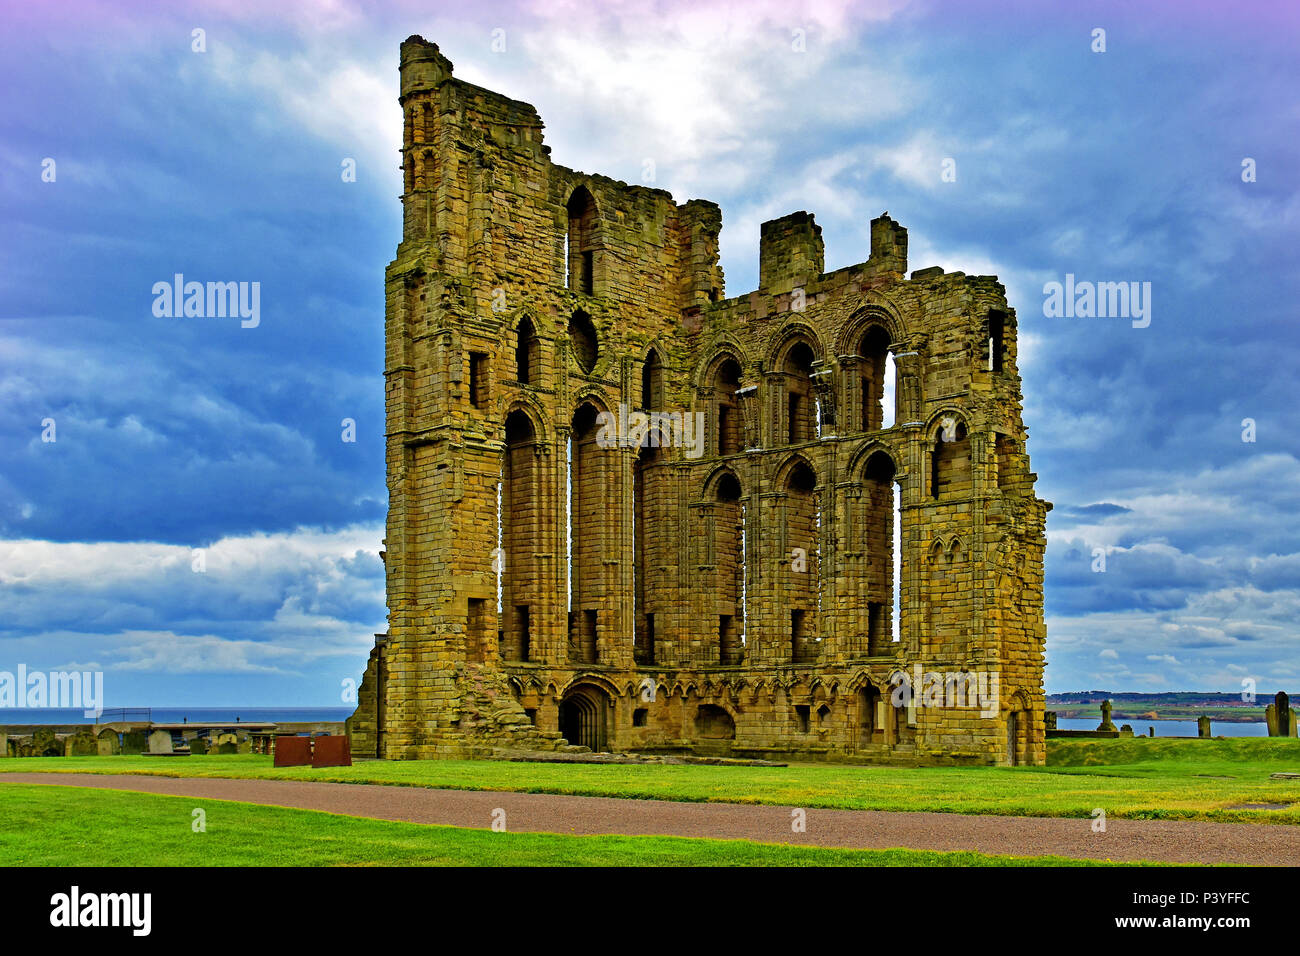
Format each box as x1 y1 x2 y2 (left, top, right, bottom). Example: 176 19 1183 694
121 731 146 755
1290 710 1299 738
1149 725 1155 738
1044 711 1057 730
1277 692 1292 738
1096 699 1117 733
1119 724 1134 737
236 735 252 754
96 729 121 756
1267 703 1279 736
189 736 208 755
1197 715 1211 738
273 735 312 767
147 729 173 754
0 732 7 757
311 735 352 768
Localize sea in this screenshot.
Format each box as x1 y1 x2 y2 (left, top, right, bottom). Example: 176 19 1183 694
0 707 352 726
1054 716 1268 737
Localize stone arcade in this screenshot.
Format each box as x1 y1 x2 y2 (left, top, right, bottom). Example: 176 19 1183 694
345 37 1051 766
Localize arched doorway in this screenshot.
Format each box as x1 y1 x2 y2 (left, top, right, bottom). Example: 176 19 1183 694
559 684 610 752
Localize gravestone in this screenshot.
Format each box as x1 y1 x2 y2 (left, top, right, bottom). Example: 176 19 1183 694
1149 725 1155 738
0 732 7 757
189 736 208 755
1119 724 1134 737
147 729 173 754
96 729 120 756
33 728 60 757
1197 716 1211 738
1096 700 1117 733
1278 692 1291 738
121 731 146 755
1044 711 1057 730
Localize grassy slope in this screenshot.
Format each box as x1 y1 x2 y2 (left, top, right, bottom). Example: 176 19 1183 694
5 738 1300 824
0 785 1124 867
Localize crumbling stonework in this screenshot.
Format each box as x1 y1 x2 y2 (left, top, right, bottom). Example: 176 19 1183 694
346 37 1051 766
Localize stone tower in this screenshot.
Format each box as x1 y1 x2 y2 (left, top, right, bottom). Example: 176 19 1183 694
346 36 1052 765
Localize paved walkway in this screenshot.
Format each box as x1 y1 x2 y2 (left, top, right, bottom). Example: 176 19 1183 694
3 772 1296 864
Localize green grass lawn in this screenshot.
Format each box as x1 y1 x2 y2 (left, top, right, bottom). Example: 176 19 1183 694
0 784 1124 867
5 737 1300 825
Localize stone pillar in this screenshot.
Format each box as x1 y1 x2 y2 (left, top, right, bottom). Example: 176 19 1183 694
1197 715 1211 738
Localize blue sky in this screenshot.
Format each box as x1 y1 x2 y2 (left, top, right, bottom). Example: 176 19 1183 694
2 0 1297 705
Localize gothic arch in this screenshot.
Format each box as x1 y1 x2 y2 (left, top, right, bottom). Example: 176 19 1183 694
767 320 828 370
837 299 906 355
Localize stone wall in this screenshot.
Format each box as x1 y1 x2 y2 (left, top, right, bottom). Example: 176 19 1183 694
348 36 1051 766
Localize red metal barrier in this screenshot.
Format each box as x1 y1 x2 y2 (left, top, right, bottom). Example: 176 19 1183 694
273 735 312 767
311 735 352 768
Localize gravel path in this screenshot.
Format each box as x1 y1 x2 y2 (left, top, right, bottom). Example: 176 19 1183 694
3 771 1296 864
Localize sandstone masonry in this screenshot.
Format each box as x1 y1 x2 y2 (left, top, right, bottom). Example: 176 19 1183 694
345 36 1052 766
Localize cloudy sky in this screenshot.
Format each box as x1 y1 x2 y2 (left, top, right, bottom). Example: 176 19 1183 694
2 0 1297 706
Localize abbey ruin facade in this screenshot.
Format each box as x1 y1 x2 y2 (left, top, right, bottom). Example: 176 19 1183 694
345 36 1051 766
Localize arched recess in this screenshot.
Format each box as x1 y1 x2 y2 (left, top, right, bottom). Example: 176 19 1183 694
515 315 541 385
633 436 666 666
860 449 898 656
701 468 745 666
558 682 610 752
780 338 818 444
858 324 896 431
502 407 543 662
568 400 613 664
928 411 971 499
707 354 743 456
777 455 819 663
565 186 600 294
641 347 665 410
569 310 598 374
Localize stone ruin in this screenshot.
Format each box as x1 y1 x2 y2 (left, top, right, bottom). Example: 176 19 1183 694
345 37 1051 766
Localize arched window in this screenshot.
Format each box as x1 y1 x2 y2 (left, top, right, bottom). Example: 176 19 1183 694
501 410 537 662
858 326 895 431
641 349 664 410
712 358 742 456
785 460 818 663
862 451 897 655
566 187 599 294
711 471 745 666
783 341 816 444
569 310 598 374
568 403 609 664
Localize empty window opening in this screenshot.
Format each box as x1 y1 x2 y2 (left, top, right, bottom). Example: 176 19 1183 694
524 708 537 725
988 312 1005 373
515 605 530 662
566 186 599 294
795 704 811 734
633 708 648 727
